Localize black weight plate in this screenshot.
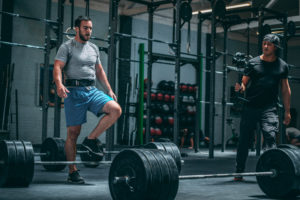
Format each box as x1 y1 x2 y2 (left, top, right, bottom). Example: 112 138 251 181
41 137 66 171
4 141 17 186
139 149 164 200
144 142 181 173
149 149 179 200
21 141 34 186
80 137 103 168
160 150 179 200
256 148 298 198
11 141 27 186
56 138 67 161
0 140 12 187
109 149 150 200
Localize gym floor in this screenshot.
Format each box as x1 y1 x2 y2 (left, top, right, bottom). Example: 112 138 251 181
1 148 292 200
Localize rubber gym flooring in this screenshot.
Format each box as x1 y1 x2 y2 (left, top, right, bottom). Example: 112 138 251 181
1 148 298 200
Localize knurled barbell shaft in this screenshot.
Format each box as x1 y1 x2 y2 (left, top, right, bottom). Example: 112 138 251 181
35 161 112 165
0 160 112 165
113 171 276 184
34 150 119 157
178 171 275 180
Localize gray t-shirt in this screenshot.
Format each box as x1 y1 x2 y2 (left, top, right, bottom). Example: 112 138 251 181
55 39 101 80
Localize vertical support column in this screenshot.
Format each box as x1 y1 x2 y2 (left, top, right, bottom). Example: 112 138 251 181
117 16 132 144
146 5 154 144
0 0 13 66
138 44 145 145
257 8 264 55
106 0 119 160
0 0 14 128
42 0 52 141
221 26 228 152
256 7 264 154
209 0 216 158
282 14 288 61
280 14 288 144
54 0 65 138
246 21 250 57
173 0 181 145
195 13 203 152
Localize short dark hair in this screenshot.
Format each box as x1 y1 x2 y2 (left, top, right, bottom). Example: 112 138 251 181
74 16 92 28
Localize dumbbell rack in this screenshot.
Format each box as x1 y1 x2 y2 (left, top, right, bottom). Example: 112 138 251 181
143 81 197 144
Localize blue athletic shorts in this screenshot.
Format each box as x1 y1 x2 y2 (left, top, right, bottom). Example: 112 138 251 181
64 86 113 127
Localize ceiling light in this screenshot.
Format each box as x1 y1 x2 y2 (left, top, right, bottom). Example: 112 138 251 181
192 2 252 15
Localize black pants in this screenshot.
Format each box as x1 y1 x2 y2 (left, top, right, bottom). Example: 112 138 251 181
235 105 279 172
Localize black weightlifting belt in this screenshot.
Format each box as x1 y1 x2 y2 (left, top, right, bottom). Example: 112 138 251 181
65 79 95 87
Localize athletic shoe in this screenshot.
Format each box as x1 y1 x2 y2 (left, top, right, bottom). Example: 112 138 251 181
67 170 85 184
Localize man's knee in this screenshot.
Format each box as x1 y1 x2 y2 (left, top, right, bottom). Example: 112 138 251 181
105 102 122 118
113 104 122 117
67 126 81 140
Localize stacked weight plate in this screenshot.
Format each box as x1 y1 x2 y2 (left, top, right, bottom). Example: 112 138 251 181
256 147 300 198
40 137 66 171
0 140 34 187
109 149 179 200
144 142 182 173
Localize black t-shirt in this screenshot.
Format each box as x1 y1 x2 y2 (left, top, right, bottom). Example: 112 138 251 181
244 56 289 108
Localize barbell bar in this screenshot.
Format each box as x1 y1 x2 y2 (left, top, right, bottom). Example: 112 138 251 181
33 150 119 157
113 170 276 184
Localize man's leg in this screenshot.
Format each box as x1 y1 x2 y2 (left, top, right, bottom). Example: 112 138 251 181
236 107 259 173
65 125 81 173
260 106 278 149
88 101 122 139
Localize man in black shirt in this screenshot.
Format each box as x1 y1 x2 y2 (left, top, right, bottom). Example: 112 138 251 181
234 34 291 181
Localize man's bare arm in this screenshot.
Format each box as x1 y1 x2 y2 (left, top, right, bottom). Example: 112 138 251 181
281 78 291 125
95 63 117 101
53 60 69 98
235 76 250 93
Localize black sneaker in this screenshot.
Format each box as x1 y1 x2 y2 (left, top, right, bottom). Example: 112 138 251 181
234 169 244 182
67 170 85 184
81 137 104 161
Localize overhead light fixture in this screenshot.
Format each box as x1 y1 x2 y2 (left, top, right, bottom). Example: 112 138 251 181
192 2 252 15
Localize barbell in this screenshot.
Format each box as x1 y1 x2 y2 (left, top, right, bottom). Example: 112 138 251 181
0 140 110 187
0 139 183 187
39 137 182 171
109 145 300 200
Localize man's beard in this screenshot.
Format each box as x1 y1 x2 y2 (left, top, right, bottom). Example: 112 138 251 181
79 31 90 42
